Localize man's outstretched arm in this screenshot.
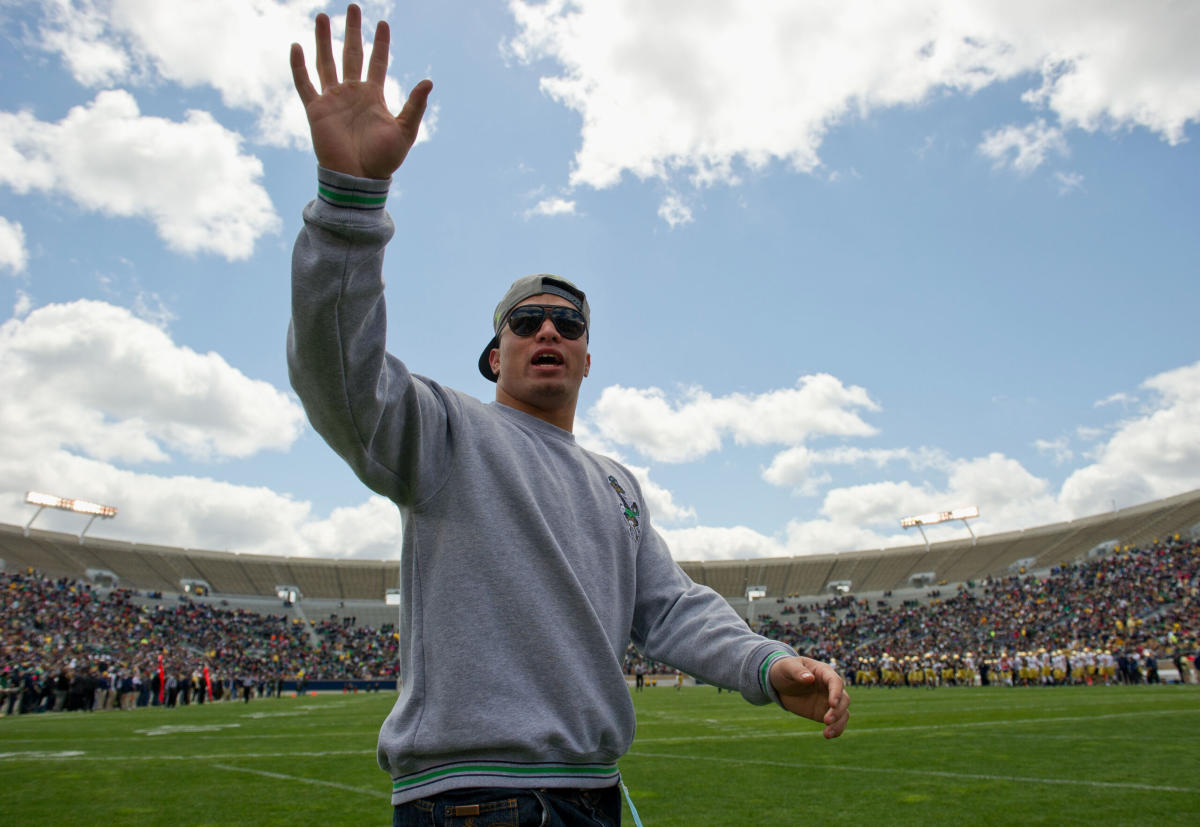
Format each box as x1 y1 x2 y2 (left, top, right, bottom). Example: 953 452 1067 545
290 3 432 179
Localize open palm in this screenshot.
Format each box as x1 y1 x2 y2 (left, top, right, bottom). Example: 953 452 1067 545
290 4 432 180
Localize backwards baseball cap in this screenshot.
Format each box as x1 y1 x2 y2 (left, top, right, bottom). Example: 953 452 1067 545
477 273 590 382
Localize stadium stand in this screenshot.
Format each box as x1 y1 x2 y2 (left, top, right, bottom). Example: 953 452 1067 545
3 489 1199 602
2 490 1197 710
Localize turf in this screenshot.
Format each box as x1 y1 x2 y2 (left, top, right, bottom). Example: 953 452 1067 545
2 684 1197 825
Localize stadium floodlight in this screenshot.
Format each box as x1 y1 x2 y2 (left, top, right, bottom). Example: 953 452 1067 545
25 490 118 543
900 505 979 551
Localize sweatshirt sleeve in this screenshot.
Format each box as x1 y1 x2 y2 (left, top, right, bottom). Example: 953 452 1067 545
628 512 797 707
286 167 455 506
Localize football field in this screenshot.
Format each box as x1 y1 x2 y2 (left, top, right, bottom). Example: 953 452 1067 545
2 684 1197 825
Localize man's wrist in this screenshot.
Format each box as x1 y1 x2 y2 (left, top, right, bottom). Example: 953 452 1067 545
316 166 392 211
760 649 794 707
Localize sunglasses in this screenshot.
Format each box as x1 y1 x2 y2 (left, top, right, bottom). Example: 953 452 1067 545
505 304 588 340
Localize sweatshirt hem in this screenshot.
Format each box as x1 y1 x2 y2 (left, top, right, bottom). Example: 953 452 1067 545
390 760 621 805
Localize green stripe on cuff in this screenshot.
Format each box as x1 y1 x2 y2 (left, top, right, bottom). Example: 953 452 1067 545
317 185 388 207
760 650 789 696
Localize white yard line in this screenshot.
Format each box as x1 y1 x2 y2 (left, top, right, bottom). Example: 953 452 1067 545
0 749 372 762
210 763 390 799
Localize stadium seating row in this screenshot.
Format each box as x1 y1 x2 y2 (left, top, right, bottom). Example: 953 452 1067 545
2 488 1198 606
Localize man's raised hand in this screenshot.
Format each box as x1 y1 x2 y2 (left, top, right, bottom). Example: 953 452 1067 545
290 4 432 180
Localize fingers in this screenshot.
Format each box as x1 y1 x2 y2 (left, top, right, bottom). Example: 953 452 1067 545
814 659 849 739
398 78 434 126
289 43 317 107
366 20 390 87
314 13 337 90
342 4 363 83
822 686 851 739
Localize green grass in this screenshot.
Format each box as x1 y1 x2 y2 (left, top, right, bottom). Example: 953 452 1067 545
2 685 1198 825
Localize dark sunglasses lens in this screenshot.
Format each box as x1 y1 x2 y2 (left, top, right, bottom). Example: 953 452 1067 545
507 307 545 336
548 308 586 339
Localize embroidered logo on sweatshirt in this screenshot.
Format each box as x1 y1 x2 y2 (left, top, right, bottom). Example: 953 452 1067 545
608 475 641 542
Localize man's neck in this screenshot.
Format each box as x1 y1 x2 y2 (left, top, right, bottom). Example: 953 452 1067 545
494 387 576 432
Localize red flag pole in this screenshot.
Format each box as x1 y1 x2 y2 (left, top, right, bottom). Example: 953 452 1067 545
157 655 165 705
203 664 213 702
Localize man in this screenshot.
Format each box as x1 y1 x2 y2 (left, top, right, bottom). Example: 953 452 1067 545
288 6 849 824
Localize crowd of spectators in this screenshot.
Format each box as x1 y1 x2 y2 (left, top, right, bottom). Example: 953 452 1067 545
3 538 1197 714
0 572 399 715
747 537 1198 687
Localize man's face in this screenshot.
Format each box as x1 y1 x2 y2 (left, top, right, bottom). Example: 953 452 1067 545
489 293 590 418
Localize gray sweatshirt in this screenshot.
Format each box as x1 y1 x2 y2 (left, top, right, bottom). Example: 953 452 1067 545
288 168 797 804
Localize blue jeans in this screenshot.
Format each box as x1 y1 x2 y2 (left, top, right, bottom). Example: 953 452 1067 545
392 785 620 826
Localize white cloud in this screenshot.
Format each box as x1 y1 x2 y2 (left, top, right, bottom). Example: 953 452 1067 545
595 362 1198 562
669 366 1200 558
13 291 33 318
784 454 1063 554
783 517 896 558
660 524 784 561
38 0 314 148
657 194 693 228
1055 170 1085 195
0 300 305 464
297 496 403 559
0 91 279 259
508 0 1200 192
39 0 133 86
1060 361 1200 515
659 451 1067 560
1033 436 1073 465
0 217 28 273
1018 3 1200 144
525 197 577 218
589 374 879 463
978 119 1068 173
761 446 825 495
131 291 178 329
819 480 935 532
0 298 398 558
35 0 437 151
1095 391 1135 408
764 445 945 494
0 446 401 559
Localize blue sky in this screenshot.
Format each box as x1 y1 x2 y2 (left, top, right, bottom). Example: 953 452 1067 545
1 0 1197 560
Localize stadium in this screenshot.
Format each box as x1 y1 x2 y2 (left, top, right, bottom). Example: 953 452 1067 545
3 488 1198 823
4 0 1199 821
4 486 1199 691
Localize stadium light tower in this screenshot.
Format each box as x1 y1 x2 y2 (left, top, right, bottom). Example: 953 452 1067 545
900 506 979 551
25 490 118 543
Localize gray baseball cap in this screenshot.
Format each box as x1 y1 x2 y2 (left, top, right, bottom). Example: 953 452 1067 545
478 273 590 382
